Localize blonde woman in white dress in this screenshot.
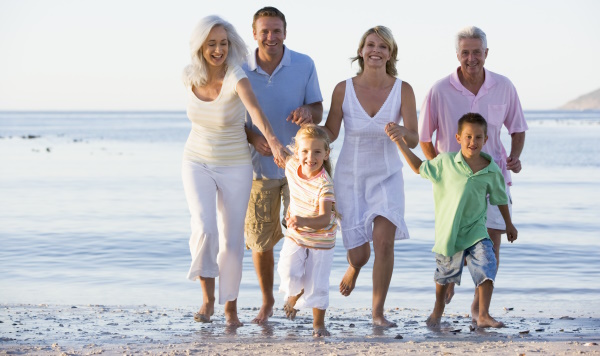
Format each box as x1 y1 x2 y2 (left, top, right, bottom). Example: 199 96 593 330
323 26 419 327
182 15 286 327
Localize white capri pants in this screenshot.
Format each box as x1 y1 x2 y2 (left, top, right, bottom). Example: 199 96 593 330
182 160 253 304
277 237 334 310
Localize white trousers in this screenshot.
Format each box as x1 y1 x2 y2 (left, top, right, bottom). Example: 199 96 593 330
277 237 334 310
182 160 252 304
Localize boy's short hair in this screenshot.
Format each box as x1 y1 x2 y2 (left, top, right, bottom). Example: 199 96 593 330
458 113 488 135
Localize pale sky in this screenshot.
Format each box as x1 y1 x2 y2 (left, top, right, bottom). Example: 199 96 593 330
1 0 598 111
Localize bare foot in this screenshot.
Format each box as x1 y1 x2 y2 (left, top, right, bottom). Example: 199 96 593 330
193 302 214 323
224 311 243 327
312 327 330 337
224 301 243 327
445 283 455 304
339 266 360 296
477 315 505 328
283 302 299 320
426 314 442 329
283 291 303 320
252 303 274 324
372 315 397 328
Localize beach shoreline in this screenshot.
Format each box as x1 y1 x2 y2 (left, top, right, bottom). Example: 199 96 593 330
2 304 598 355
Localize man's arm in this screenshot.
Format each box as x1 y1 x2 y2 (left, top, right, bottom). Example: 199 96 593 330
245 126 272 156
420 141 438 160
506 132 525 173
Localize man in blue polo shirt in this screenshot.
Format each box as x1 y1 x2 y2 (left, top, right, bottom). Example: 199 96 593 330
243 6 323 324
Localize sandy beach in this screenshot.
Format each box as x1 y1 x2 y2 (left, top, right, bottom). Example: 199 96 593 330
2 112 600 354
1 304 599 355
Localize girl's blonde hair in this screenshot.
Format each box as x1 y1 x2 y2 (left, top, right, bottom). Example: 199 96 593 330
289 124 341 219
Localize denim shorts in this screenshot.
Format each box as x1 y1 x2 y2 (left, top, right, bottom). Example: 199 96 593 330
434 239 497 286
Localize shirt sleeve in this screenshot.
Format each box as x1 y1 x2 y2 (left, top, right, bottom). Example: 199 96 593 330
418 88 438 142
303 59 323 105
319 180 335 203
488 171 509 206
419 155 443 183
230 65 248 94
502 80 528 134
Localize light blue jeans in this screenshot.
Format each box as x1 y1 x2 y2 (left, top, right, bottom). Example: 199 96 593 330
434 239 497 286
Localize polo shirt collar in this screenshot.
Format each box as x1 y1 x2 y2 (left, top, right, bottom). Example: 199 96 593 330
247 45 291 73
450 67 497 97
454 151 498 174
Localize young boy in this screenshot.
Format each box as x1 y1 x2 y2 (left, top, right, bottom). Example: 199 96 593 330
385 113 517 328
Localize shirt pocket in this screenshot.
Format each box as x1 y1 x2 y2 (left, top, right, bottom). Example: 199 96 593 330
487 104 507 127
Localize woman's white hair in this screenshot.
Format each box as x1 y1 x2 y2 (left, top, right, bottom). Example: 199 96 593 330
455 26 487 52
183 15 248 88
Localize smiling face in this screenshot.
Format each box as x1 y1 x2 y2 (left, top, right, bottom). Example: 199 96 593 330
253 16 286 59
201 25 228 68
360 33 391 69
456 122 488 159
457 37 488 80
296 137 329 179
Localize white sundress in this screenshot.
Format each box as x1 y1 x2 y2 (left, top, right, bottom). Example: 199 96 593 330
334 78 410 250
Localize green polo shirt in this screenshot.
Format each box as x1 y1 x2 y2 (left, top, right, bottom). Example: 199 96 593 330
420 152 508 257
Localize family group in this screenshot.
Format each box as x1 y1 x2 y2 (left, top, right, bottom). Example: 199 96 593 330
181 6 528 337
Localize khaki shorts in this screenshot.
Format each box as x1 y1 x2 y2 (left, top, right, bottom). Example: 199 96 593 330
245 178 289 252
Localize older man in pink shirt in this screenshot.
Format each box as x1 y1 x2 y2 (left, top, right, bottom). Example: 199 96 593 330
418 26 528 320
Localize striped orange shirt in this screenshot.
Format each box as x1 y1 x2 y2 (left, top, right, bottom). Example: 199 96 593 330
285 159 338 249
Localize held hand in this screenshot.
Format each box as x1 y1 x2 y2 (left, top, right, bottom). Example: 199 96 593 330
506 156 522 173
249 134 273 156
286 214 305 230
385 122 406 143
269 140 290 168
506 223 518 243
286 106 313 126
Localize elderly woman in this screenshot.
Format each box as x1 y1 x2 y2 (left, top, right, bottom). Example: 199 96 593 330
181 15 286 326
323 26 419 327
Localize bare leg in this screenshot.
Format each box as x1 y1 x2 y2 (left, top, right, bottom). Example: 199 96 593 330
472 228 503 322
340 243 370 296
476 280 504 328
251 249 275 324
371 216 397 327
224 298 243 326
426 283 448 329
283 289 303 320
445 283 455 304
194 277 215 323
312 308 330 337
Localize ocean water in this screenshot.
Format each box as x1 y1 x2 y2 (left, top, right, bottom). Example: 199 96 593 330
1 110 599 318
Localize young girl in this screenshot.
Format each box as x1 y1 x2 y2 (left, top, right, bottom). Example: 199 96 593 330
276 124 340 337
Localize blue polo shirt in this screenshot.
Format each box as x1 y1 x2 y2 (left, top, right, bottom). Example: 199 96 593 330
420 152 509 257
243 46 322 179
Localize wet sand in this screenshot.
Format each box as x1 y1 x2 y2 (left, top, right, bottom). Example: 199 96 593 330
1 304 599 355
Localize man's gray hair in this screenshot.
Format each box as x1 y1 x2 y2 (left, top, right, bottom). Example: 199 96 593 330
455 26 487 52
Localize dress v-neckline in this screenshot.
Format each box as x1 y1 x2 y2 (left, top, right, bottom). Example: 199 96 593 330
350 78 398 119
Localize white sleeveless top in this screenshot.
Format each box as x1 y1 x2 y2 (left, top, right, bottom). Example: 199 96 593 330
334 78 410 247
184 65 251 166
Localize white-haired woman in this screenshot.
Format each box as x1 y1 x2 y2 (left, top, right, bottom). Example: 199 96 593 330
182 15 286 327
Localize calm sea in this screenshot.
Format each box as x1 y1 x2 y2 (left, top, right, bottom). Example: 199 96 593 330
1 110 599 317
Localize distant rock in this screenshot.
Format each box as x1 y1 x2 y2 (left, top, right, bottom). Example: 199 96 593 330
559 88 600 110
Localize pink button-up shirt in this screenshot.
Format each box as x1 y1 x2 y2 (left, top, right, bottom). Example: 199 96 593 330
418 68 528 185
